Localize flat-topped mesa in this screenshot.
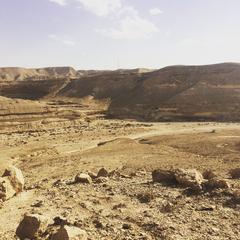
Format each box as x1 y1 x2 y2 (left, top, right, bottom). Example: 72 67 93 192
0 66 79 82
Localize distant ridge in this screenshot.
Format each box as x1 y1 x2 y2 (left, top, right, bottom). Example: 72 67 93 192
1 63 240 121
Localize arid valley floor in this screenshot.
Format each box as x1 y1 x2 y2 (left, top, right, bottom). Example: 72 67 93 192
1 103 240 239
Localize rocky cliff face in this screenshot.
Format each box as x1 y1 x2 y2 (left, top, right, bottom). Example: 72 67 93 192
1 63 240 121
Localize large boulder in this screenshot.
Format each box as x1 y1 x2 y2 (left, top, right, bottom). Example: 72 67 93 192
16 214 53 240
174 169 204 191
229 168 240 179
152 169 176 184
3 165 24 193
49 226 87 240
0 177 16 201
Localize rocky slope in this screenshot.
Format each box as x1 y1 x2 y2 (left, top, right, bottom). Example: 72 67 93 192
1 63 240 121
0 96 52 120
59 63 240 122
107 63 240 121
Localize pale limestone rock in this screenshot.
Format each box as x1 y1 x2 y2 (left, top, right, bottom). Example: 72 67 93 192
50 226 87 240
74 173 92 184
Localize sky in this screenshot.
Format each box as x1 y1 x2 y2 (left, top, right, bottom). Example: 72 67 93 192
0 0 240 70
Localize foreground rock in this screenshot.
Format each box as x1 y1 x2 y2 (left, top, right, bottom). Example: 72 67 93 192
174 169 204 191
151 168 234 193
97 168 109 178
204 178 230 190
16 214 53 240
152 169 176 184
229 168 240 179
74 173 92 184
3 165 25 193
16 214 87 240
233 190 240 203
49 226 87 240
0 177 16 201
0 165 24 201
202 170 217 180
152 168 204 191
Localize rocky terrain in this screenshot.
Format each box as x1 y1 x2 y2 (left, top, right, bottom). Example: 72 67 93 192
0 63 240 239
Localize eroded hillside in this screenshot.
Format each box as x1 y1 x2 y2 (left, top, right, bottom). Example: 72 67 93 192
1 63 240 121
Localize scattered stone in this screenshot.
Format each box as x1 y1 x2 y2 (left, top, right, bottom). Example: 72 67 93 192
52 179 63 187
108 169 121 178
229 168 240 179
202 170 217 180
16 214 53 240
93 219 104 229
112 203 127 210
122 223 132 230
209 227 220 235
31 200 44 208
137 192 154 203
94 177 108 184
152 169 176 184
197 205 215 211
97 168 109 178
2 165 24 193
233 190 240 203
53 216 70 226
74 173 92 184
0 177 16 201
174 168 204 191
49 225 87 240
204 178 230 190
87 171 97 179
119 173 132 179
161 200 174 213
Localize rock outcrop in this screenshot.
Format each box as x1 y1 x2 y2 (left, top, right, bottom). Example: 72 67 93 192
0 165 24 201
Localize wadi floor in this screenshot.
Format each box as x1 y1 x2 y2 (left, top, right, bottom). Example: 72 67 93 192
0 115 240 239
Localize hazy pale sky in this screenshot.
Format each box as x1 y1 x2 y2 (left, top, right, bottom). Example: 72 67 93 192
1 0 240 69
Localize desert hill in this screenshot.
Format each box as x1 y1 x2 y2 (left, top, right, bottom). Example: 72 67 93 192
58 63 240 121
0 63 240 121
0 66 79 81
107 63 240 121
